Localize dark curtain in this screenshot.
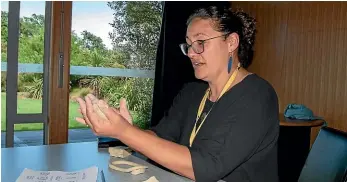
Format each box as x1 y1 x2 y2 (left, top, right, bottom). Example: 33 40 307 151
150 1 232 126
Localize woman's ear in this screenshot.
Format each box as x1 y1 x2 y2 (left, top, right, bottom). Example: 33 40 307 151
227 33 239 53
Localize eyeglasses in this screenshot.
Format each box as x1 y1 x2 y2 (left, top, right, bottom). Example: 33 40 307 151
179 34 228 56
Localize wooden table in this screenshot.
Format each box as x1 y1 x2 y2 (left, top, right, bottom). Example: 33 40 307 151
280 114 325 127
1 141 193 182
278 114 325 182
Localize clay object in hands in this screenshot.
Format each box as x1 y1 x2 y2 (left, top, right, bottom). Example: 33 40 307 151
87 94 109 120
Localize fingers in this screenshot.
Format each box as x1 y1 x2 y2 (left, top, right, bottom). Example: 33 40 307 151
119 98 133 125
76 97 92 127
119 98 127 110
87 94 98 104
76 97 86 114
77 108 83 115
103 106 122 121
84 95 97 128
75 117 87 125
77 94 131 132
98 99 110 113
112 108 120 114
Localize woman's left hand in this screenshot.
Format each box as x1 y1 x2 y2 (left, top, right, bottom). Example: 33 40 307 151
76 94 131 138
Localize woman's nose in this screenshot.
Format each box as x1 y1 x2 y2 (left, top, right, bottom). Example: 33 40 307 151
187 47 198 58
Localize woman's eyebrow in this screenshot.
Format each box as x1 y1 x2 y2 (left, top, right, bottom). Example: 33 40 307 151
194 33 209 37
186 32 209 43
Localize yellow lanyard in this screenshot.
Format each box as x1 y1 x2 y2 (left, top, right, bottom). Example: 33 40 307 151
189 65 240 147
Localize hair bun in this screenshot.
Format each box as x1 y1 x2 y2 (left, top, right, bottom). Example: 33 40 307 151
232 9 257 47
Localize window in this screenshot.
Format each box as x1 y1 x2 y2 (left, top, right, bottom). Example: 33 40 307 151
68 1 163 143
1 1 163 147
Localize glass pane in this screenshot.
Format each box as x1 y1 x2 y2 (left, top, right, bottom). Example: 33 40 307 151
0 123 44 147
1 1 46 147
16 73 43 114
1 2 9 134
68 1 162 143
1 1 46 114
15 122 43 131
1 73 6 138
1 2 8 62
17 2 45 114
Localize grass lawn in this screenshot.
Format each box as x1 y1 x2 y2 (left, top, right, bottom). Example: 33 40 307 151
1 93 87 131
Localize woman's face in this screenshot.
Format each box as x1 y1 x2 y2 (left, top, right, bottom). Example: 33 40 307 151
185 18 234 82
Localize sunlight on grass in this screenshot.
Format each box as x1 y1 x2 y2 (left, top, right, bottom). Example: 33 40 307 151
1 91 147 131
1 93 87 131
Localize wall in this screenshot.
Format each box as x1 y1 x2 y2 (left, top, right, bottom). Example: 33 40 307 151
232 2 347 141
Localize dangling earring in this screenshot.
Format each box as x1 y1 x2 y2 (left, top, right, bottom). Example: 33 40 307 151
228 57 232 74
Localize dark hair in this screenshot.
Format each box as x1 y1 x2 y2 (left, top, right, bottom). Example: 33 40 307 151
186 6 256 68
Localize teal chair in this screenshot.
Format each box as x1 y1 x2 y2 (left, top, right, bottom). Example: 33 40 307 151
298 127 347 182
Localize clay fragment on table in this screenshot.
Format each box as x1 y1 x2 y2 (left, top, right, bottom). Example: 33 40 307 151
108 160 148 175
109 147 132 158
130 168 146 175
143 176 159 182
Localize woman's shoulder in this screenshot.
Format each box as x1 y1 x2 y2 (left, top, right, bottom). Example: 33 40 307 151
215 74 279 126
219 74 278 108
238 73 278 98
242 73 274 88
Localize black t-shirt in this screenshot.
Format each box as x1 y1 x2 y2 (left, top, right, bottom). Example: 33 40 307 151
150 74 280 182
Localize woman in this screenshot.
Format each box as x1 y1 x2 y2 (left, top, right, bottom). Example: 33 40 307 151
76 5 279 182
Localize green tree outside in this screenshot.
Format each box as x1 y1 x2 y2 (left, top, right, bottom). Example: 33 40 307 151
1 1 163 130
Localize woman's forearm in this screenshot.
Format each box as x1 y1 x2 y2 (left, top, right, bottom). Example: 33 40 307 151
118 126 195 180
144 129 157 137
